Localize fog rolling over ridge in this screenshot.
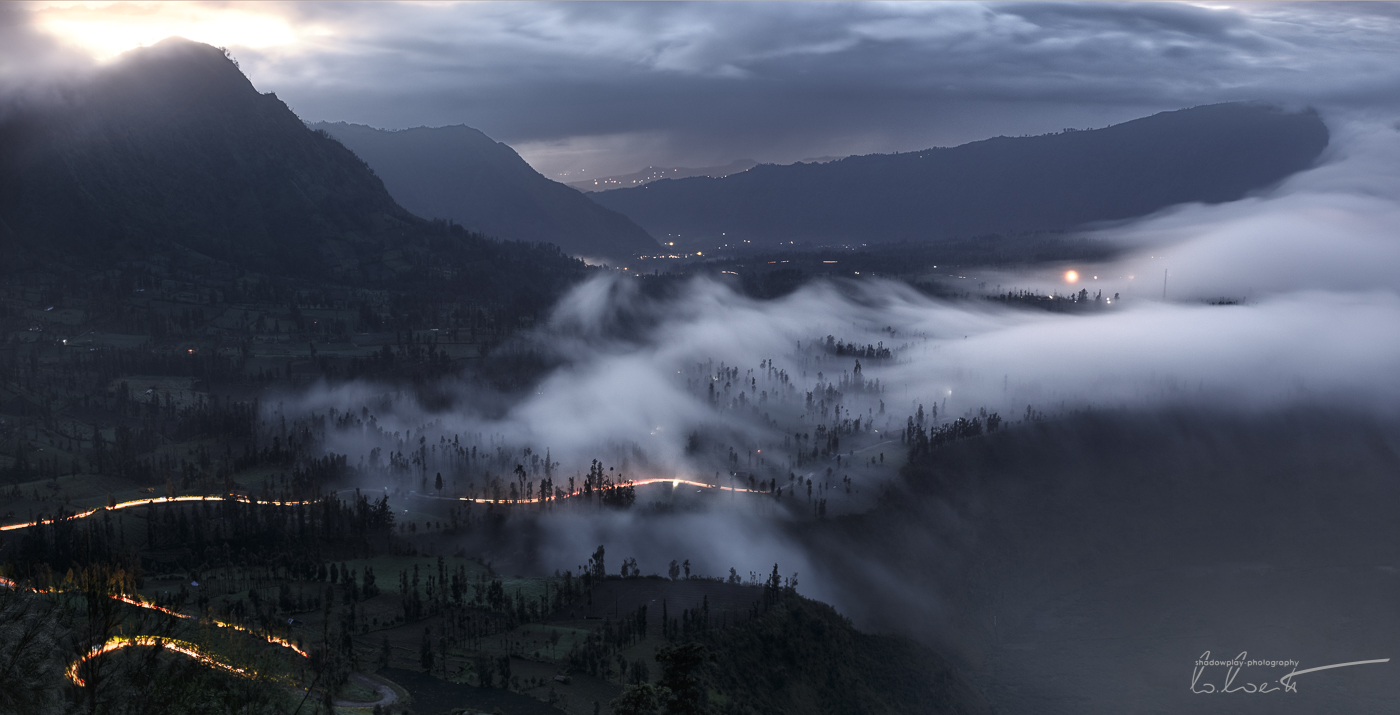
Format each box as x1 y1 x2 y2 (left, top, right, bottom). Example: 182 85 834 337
5 6 1400 712
281 115 1400 711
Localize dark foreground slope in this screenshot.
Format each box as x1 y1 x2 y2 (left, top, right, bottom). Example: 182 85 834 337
0 38 584 299
703 590 988 715
314 122 659 261
565 159 759 192
0 38 398 274
807 409 1400 715
0 37 586 355
593 103 1329 248
547 577 987 715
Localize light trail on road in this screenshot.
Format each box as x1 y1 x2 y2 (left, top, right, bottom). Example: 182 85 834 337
0 478 781 532
66 636 251 687
0 494 317 532
112 593 310 657
5 575 308 689
2 577 309 658
2 479 781 691
416 476 773 505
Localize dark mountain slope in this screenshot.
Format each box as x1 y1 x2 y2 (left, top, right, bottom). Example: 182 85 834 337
0 38 407 275
313 121 659 261
704 590 990 715
591 102 1329 247
0 37 584 303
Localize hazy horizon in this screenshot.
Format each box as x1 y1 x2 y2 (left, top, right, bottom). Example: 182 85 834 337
8 2 1400 178
3 3 1399 714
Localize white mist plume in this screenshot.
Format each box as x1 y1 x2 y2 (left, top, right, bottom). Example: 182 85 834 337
997 115 1400 301
0 7 94 109
283 116 1400 625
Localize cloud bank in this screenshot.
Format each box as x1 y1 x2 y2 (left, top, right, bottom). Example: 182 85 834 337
280 117 1400 616
21 2 1400 176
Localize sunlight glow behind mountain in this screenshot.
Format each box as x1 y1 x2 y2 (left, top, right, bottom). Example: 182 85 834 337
33 2 301 60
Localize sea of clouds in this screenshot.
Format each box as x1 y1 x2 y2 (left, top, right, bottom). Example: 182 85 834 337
283 113 1400 639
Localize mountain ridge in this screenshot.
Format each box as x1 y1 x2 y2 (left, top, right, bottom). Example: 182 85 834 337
590 102 1330 248
312 121 659 261
565 158 760 192
0 36 588 331
0 38 413 275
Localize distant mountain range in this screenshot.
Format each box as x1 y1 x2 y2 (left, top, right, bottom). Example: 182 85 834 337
0 37 1332 284
313 122 658 261
590 103 1329 248
565 157 847 193
0 38 584 299
565 159 759 192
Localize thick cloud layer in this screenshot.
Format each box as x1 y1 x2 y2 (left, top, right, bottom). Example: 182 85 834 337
0 5 92 108
449 120 1400 712
1074 116 1400 299
283 117 1400 615
21 2 1400 176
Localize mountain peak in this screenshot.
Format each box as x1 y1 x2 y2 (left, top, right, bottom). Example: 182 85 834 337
313 121 659 260
102 37 258 105
0 37 412 275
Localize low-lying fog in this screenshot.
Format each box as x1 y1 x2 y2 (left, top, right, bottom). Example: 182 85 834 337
282 115 1400 713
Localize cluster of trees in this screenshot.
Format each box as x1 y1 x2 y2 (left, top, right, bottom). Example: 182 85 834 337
602 560 985 715
298 406 592 507
904 409 1003 459
466 649 515 689
396 559 575 629
582 459 637 507
989 288 1118 312
606 566 804 715
7 492 394 587
609 642 711 715
821 335 893 361
566 604 650 679
663 596 712 642
682 351 898 487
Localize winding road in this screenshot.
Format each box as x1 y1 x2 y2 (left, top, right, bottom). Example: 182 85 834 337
334 672 401 708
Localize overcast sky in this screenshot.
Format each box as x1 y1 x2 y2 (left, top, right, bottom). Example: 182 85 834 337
14 1 1400 178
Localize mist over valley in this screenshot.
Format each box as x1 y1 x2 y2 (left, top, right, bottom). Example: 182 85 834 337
2 5 1400 715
